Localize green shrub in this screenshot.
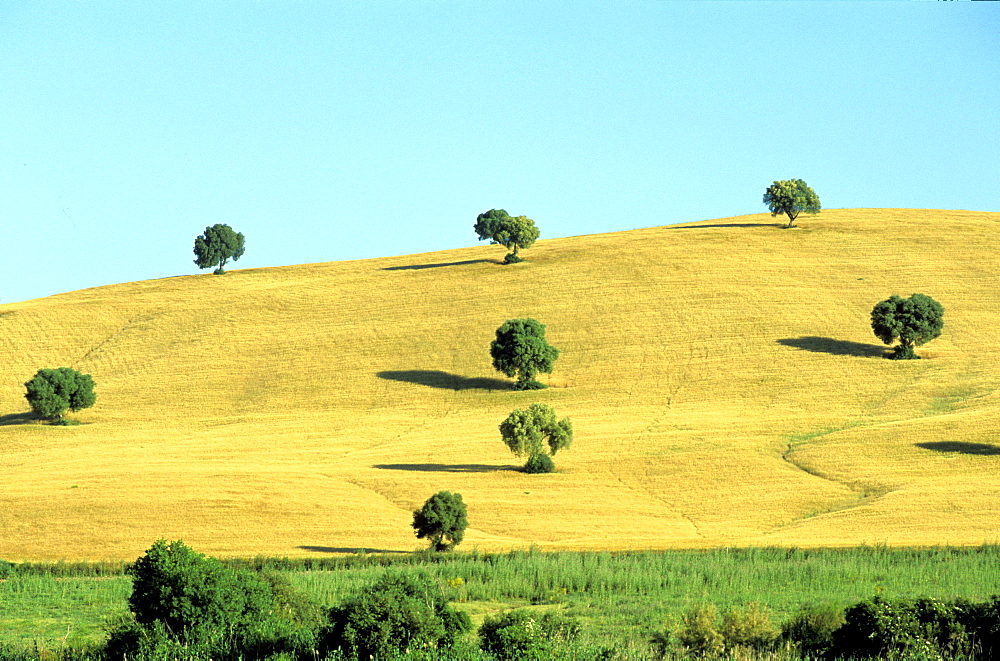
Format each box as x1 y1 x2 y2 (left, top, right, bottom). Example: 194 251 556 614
780 602 845 654
830 596 976 659
719 601 778 650
23 367 96 421
323 572 471 660
677 604 724 657
524 453 555 474
115 539 319 660
478 609 580 660
412 491 469 552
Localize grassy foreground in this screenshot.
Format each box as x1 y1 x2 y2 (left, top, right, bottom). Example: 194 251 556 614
2 547 999 654
1 209 999 560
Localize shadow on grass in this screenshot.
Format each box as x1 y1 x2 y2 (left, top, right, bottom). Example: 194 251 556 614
374 463 522 473
296 546 410 554
670 222 786 229
383 259 494 271
777 337 887 358
916 441 1000 456
377 370 511 391
0 412 40 426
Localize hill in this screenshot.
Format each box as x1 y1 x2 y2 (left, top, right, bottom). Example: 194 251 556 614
1 208 998 561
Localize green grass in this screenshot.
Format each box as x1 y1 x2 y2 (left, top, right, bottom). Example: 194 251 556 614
3 547 999 656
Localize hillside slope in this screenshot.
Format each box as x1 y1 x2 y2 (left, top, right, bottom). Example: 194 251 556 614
1 209 999 560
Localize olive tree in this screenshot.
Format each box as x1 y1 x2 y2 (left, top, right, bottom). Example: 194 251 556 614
871 293 944 359
474 209 540 263
412 491 468 552
193 223 245 274
24 367 96 421
499 403 572 473
490 318 559 389
763 179 821 228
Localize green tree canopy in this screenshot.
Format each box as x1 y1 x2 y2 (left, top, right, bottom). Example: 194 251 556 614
499 403 573 473
474 209 540 263
24 367 96 420
127 539 274 637
110 539 320 659
193 224 246 274
325 572 472 659
412 491 468 552
871 293 944 359
490 318 559 389
762 179 821 228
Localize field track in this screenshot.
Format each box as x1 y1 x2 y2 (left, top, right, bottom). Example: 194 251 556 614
1 208 998 561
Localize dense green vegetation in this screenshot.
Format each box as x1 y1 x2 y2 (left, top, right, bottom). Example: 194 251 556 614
489 318 559 390
193 223 246 274
2 546 999 658
762 179 821 228
870 293 945 360
499 403 573 473
23 367 96 422
412 492 470 552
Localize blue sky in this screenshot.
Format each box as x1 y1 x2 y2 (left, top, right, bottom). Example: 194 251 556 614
2 2 997 303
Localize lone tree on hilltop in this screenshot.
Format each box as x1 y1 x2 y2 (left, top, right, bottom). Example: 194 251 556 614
193 223 245 274
871 293 944 360
500 403 573 473
763 179 821 228
474 209 540 264
24 367 96 421
490 318 559 389
412 491 468 552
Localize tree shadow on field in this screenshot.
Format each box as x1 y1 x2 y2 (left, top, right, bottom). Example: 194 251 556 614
377 370 512 391
383 259 494 271
669 222 786 229
296 546 409 554
777 337 887 358
916 441 1000 456
0 412 40 426
374 463 522 473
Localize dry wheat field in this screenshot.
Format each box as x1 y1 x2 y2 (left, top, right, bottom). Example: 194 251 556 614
1 208 998 561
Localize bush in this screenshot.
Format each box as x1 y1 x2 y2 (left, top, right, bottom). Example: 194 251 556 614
720 602 778 650
478 609 580 660
23 367 96 421
324 572 471 660
830 596 978 660
678 604 724 657
524 453 555 474
412 491 469 552
116 539 320 660
781 602 845 654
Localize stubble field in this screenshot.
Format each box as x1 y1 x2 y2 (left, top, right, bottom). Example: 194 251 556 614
1 208 998 561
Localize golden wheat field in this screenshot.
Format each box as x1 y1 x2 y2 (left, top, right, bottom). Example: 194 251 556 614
1 208 998 561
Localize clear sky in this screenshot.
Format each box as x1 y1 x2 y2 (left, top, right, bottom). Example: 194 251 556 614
2 2 997 303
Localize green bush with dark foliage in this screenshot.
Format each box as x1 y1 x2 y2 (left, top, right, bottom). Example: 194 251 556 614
108 539 320 660
474 209 540 264
193 223 246 275
500 403 572 473
412 491 469 552
23 367 96 422
479 609 580 660
830 595 1000 659
871 293 944 359
490 318 559 389
323 572 472 660
780 602 845 655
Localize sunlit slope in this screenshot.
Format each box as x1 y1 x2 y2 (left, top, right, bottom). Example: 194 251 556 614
1 208 999 560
